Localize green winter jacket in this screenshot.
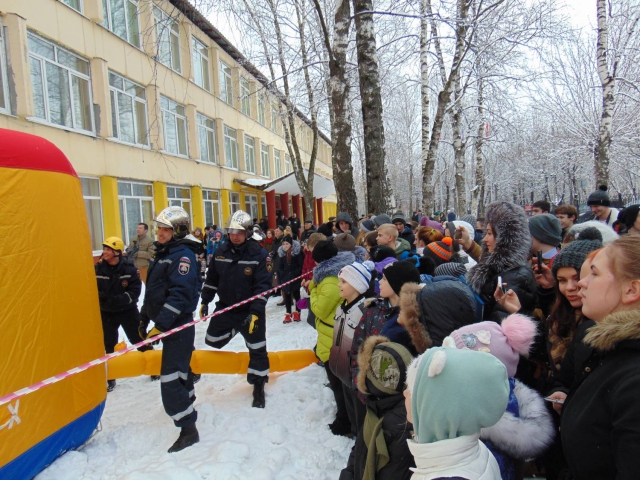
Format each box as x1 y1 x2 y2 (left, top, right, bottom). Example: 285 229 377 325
394 238 411 260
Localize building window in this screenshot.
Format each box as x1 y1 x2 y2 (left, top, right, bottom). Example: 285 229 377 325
61 0 82 12
240 78 250 116
109 71 148 145
244 135 256 174
167 186 192 223
271 106 278 133
245 194 258 220
219 61 232 104
203 189 221 227
258 94 266 125
197 113 217 164
0 19 9 115
224 125 238 169
153 6 181 73
229 192 240 214
101 0 140 47
81 177 104 253
285 153 292 174
192 36 210 91
28 33 94 133
260 195 267 219
161 95 188 156
118 181 154 245
274 149 282 178
260 142 270 178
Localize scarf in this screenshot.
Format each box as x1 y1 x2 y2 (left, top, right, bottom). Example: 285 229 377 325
362 408 390 480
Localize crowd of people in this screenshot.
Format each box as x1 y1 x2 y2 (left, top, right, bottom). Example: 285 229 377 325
93 185 640 477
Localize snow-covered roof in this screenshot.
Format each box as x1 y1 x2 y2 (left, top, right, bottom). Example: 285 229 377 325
234 170 335 198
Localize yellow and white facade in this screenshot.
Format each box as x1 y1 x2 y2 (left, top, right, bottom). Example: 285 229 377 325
0 0 337 254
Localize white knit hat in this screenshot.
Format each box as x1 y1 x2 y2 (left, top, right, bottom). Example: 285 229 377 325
338 261 374 294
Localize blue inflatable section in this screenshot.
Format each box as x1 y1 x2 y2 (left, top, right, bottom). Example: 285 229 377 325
0 400 105 480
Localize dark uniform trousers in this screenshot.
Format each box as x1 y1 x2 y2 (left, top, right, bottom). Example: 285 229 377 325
101 308 151 354
161 317 197 428
205 309 269 385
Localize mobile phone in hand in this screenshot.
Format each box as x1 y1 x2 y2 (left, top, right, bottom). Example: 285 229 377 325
497 276 506 295
454 228 462 240
537 250 543 272
544 397 565 404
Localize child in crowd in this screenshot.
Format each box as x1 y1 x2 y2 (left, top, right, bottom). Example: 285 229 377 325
277 235 304 323
405 347 510 479
298 233 327 329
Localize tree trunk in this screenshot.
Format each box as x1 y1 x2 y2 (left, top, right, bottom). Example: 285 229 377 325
312 0 359 221
471 63 485 218
452 77 467 214
353 0 389 214
420 0 431 216
596 0 613 188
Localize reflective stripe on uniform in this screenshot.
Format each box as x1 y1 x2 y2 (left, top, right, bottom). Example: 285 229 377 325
120 275 132 279
125 292 132 304
161 371 189 383
247 367 269 376
206 332 231 343
96 275 109 279
238 260 259 265
163 303 181 314
215 258 233 263
189 389 195 398
203 284 217 290
170 404 194 421
246 340 266 350
157 259 173 264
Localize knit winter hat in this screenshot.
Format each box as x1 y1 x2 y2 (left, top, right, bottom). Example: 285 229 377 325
460 214 477 227
282 235 293 245
434 262 467 278
339 261 374 294
360 219 375 233
334 233 356 252
528 213 562 246
453 220 474 239
552 227 603 277
382 260 421 295
369 245 397 263
444 314 537 377
614 205 640 232
406 347 509 444
304 219 313 224
419 216 445 234
311 240 338 263
423 237 454 267
357 336 413 398
587 185 611 206
276 225 285 232
373 214 392 227
391 211 407 225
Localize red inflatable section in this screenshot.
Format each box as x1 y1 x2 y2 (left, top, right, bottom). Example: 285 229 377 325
0 128 77 177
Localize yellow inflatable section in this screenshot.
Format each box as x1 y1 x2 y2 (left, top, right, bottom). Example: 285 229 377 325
0 129 106 479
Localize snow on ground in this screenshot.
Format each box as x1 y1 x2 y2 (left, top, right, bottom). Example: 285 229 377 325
37 293 353 480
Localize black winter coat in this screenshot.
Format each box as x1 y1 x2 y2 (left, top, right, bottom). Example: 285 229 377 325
276 241 303 294
399 226 415 252
550 319 596 394
289 216 301 236
561 310 640 480
95 257 141 313
300 226 316 243
476 265 537 322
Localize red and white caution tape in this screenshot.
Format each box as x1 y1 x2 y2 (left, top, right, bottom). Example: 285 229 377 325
0 272 312 407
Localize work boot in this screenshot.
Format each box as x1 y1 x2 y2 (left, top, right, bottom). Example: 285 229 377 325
168 424 199 453
252 380 266 408
292 311 301 322
193 374 201 384
283 313 292 324
107 380 116 392
150 375 161 381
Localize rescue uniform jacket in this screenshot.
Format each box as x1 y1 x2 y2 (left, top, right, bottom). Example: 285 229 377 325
140 239 201 331
95 257 141 313
128 233 155 269
201 239 272 318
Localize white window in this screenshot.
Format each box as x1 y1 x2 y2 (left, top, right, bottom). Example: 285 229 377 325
224 125 238 169
167 186 192 223
161 95 188 156
219 61 232 104
244 135 256 174
61 0 82 12
118 181 154 246
229 192 240 214
109 71 148 145
271 106 278 133
240 78 250 116
197 113 217 164
101 0 140 47
192 36 210 91
81 177 104 254
203 189 221 227
258 94 266 125
28 33 94 133
274 149 282 178
260 142 270 178
245 194 258 220
285 153 292 174
0 19 9 115
153 6 181 73
260 195 267 218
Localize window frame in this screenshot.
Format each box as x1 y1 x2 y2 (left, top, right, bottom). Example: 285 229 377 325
223 125 238 169
245 193 258 220
117 180 154 246
229 191 241 214
153 6 182 74
240 77 251 116
271 105 278 133
203 189 222 227
167 185 192 225
191 36 210 91
219 60 233 105
108 70 149 146
197 112 217 164
80 176 104 255
100 0 141 48
257 94 266 125
244 134 256 174
0 19 10 115
260 142 270 178
285 153 292 174
160 95 188 157
274 149 282 178
60 0 83 13
28 32 95 134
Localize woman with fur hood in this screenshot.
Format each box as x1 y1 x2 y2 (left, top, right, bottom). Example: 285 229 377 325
467 201 537 322
443 315 555 480
277 235 304 323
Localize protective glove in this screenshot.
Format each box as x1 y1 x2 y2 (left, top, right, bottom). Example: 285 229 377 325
245 314 259 334
199 302 209 318
146 326 164 345
138 319 149 340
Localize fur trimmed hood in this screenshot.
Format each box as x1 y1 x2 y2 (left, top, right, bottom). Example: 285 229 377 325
313 250 355 284
584 310 640 352
467 202 531 293
277 239 301 257
356 335 390 394
397 283 432 354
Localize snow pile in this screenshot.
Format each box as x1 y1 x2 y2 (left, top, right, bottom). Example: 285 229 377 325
36 296 353 479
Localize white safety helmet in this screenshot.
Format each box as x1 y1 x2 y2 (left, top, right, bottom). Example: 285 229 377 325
155 206 190 239
225 210 252 234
